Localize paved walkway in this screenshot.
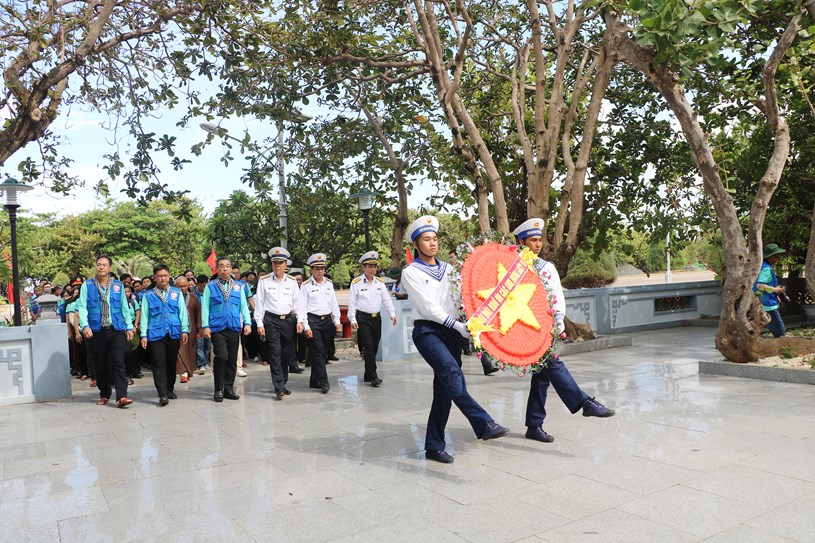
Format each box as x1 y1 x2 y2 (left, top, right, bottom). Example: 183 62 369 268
1 327 814 542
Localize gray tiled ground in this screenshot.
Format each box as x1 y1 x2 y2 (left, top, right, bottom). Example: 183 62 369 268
2 327 814 542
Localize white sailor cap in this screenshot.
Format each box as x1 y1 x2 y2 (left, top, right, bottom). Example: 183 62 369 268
268 246 291 261
359 251 379 265
512 218 544 240
407 215 439 242
307 253 328 267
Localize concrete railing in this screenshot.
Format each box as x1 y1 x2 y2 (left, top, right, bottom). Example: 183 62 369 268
565 280 723 335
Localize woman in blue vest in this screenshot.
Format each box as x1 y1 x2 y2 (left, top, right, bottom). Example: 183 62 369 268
139 264 190 406
76 256 135 408
201 257 252 402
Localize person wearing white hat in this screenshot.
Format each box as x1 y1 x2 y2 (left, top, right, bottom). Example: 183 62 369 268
348 251 397 387
254 247 304 399
400 215 510 464
296 253 341 393
512 218 615 444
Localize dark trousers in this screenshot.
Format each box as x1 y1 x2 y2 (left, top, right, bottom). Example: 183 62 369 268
296 332 307 364
126 341 140 377
306 314 332 388
211 329 239 392
766 309 786 338
525 355 589 428
86 328 128 401
412 320 492 451
76 339 89 377
264 312 296 393
327 325 337 359
356 312 382 381
246 323 260 359
147 335 181 397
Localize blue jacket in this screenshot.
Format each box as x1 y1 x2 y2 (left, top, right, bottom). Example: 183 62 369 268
141 287 187 341
81 278 128 332
753 261 780 311
203 280 249 333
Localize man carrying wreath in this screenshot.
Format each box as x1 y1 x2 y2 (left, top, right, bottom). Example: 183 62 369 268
401 215 510 464
513 218 615 444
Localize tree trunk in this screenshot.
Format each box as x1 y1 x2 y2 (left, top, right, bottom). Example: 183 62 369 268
606 9 813 362
806 201 815 300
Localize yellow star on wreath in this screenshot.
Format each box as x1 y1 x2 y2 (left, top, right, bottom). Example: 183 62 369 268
476 263 541 335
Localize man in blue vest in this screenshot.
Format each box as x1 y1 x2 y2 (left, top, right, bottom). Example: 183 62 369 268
201 257 252 402
753 243 787 338
139 264 190 406
76 256 135 408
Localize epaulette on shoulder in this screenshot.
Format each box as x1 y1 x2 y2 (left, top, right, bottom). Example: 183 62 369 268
374 277 385 283
304 276 315 284
258 273 270 280
285 273 295 280
324 277 333 283
352 277 363 284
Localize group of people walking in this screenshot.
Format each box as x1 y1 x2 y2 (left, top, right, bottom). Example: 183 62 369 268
61 214 616 464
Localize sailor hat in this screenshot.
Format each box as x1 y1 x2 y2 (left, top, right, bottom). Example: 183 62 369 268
307 253 328 267
359 251 379 265
268 246 291 262
407 215 439 242
512 218 544 240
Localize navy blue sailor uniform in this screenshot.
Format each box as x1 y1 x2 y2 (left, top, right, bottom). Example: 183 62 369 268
400 257 494 451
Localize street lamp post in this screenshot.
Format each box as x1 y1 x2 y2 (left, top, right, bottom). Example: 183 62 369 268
1 179 33 326
350 188 378 252
200 109 311 250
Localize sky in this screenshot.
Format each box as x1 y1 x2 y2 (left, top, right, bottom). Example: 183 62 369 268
8 104 439 221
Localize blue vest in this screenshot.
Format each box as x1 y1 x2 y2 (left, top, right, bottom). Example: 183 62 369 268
85 278 127 332
206 281 243 332
145 287 183 341
754 261 780 309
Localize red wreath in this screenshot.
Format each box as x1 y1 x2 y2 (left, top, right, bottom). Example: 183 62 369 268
460 243 554 367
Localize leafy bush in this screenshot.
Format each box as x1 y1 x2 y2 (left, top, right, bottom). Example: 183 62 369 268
778 346 796 359
562 248 618 289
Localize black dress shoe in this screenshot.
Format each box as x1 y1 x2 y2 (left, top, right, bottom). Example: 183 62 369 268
327 355 339 361
283 388 292 395
483 365 499 375
167 391 177 400
480 421 510 441
159 396 169 406
425 450 454 464
213 390 224 402
320 385 330 394
289 367 304 374
525 425 555 443
371 378 382 387
223 387 240 400
275 391 285 399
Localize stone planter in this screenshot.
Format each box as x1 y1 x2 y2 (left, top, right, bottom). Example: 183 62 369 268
699 357 815 385
802 304 815 322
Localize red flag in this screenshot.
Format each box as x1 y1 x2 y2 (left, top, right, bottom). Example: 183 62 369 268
3 251 12 305
405 245 413 264
206 248 217 274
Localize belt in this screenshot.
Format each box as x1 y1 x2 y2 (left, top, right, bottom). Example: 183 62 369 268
358 311 380 319
101 325 113 330
266 312 293 320
308 313 329 320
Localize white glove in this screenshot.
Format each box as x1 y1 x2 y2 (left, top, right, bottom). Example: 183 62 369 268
453 321 470 339
554 318 565 336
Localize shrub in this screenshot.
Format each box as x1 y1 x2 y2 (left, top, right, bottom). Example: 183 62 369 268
562 248 618 289
778 346 796 359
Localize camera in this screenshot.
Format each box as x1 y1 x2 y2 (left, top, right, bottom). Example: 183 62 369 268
779 291 791 304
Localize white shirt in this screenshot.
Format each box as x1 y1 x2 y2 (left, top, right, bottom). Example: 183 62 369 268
400 258 458 328
347 275 396 324
534 258 566 320
253 273 301 324
296 277 341 330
